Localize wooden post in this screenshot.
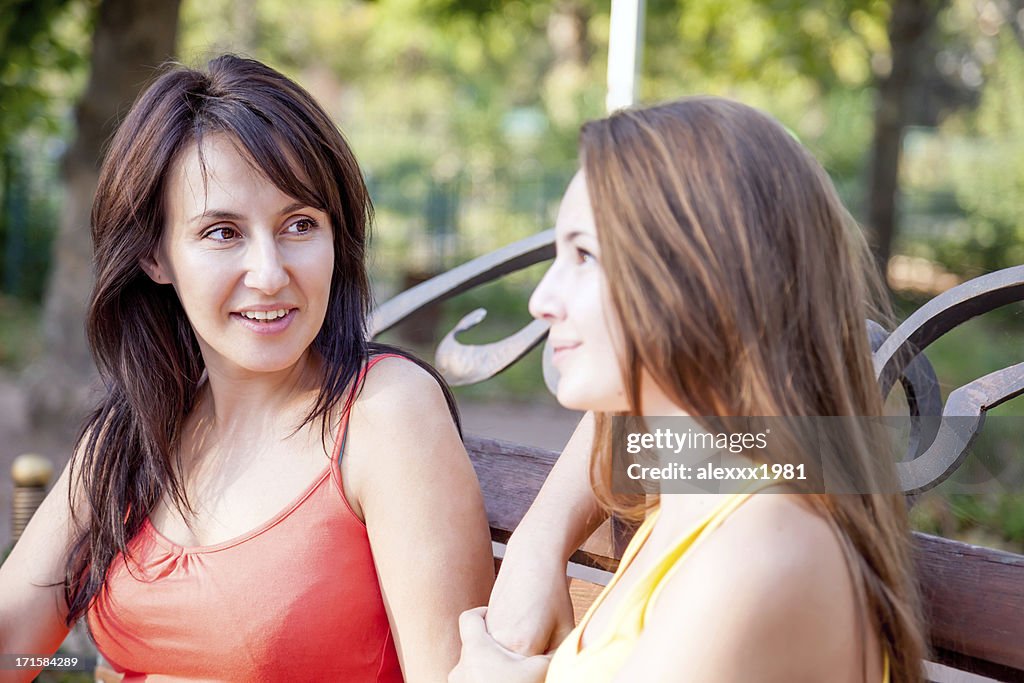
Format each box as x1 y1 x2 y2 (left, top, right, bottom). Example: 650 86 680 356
11 453 54 543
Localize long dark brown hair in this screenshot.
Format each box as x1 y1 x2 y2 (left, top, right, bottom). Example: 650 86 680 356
580 98 925 682
64 55 458 624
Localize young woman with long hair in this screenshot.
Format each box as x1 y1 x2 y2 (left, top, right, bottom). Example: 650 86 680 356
0 55 493 682
451 97 926 682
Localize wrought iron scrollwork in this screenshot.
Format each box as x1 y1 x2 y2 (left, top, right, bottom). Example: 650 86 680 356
872 265 1024 494
435 313 551 386
369 230 554 385
370 230 554 337
867 319 942 464
372 234 1024 495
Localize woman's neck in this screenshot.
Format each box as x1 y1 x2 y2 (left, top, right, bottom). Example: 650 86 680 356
196 351 323 441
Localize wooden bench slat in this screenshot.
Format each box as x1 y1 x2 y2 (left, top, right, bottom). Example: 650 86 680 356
914 532 1024 678
466 434 619 570
466 434 558 538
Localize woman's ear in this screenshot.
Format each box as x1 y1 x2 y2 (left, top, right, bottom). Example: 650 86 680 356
140 251 172 285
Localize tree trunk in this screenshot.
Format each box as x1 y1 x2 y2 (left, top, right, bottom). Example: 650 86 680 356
543 1 591 125
27 0 181 430
866 0 943 280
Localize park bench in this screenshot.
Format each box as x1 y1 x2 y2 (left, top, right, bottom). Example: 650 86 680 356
372 229 1024 682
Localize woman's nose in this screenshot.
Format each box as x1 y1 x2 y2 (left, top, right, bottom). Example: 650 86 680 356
528 264 566 322
244 237 289 294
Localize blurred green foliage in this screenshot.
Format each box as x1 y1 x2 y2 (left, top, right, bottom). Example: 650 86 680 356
0 0 90 301
897 7 1024 277
0 294 41 369
912 490 1024 552
0 0 91 149
5 0 1023 289
940 33 1024 273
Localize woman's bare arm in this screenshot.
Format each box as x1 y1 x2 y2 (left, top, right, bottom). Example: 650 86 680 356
346 358 495 682
0 458 80 683
485 412 608 655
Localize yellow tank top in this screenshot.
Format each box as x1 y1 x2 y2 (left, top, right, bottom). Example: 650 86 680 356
545 492 890 683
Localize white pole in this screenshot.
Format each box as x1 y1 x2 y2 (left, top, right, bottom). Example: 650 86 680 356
606 0 646 113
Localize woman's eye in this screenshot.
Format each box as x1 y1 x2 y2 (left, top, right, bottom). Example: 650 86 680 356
286 218 318 234
205 226 238 241
576 248 595 264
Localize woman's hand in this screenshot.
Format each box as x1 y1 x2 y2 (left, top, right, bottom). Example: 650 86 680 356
450 607 551 683
485 538 575 656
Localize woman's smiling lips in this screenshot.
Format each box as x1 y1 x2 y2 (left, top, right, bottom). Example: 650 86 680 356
230 306 299 335
551 340 581 365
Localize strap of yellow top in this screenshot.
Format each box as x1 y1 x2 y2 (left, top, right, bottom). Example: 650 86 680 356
641 480 782 626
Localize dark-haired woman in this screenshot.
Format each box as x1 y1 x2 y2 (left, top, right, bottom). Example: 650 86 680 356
450 97 926 682
0 55 493 682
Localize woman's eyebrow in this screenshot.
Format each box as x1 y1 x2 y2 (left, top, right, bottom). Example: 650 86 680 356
190 208 243 223
564 229 595 243
276 201 308 216
189 201 309 224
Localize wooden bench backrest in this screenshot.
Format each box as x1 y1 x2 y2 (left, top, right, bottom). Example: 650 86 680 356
373 232 1024 680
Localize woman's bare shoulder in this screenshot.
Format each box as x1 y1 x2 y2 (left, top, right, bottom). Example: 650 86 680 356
637 493 866 680
691 494 855 614
359 354 444 399
324 355 449 433
342 354 463 483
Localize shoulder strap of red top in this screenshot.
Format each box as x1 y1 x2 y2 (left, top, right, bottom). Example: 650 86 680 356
334 353 407 465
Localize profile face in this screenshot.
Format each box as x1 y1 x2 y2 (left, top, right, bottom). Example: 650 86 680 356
145 132 335 378
529 171 629 412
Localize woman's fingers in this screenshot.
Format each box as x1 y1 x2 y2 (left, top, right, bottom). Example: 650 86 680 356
450 607 552 683
458 606 490 645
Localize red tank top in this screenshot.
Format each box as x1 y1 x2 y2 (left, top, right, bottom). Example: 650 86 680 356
88 355 403 681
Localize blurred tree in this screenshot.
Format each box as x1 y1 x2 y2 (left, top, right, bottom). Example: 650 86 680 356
27 0 181 427
867 0 946 275
640 0 963 277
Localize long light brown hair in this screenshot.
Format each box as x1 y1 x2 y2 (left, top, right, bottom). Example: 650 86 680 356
580 97 925 682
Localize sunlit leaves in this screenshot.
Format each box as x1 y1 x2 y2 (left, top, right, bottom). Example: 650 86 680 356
0 0 91 147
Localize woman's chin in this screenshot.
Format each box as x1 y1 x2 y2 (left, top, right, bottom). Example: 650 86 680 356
210 353 310 378
555 383 628 413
